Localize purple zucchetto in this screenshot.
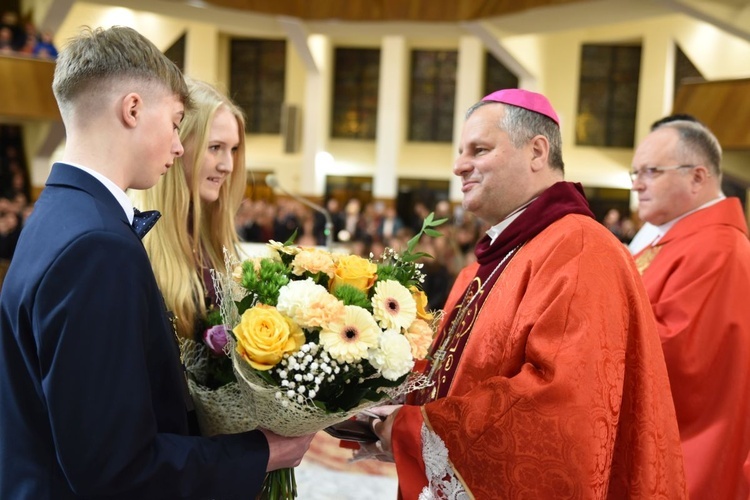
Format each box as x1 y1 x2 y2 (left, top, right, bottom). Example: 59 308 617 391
482 89 560 126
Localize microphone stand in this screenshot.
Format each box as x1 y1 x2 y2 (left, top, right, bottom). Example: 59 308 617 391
266 175 333 250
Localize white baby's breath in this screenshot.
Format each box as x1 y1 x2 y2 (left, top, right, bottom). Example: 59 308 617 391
214 226 443 448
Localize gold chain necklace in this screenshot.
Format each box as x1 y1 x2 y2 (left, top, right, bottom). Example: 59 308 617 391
426 244 522 382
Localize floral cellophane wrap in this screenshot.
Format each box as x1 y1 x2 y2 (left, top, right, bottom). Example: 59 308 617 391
212 249 432 437
180 337 256 436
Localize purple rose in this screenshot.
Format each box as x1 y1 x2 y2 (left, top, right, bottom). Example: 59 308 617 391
204 324 229 355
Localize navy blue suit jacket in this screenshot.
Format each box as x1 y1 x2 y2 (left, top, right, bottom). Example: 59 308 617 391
0 163 268 499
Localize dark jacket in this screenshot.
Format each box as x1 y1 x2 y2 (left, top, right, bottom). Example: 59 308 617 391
0 163 268 499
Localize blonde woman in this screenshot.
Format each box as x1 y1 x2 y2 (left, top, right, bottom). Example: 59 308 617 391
135 76 314 488
136 78 246 343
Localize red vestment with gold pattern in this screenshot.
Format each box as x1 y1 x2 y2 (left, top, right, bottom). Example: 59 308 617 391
635 197 750 500
392 183 687 499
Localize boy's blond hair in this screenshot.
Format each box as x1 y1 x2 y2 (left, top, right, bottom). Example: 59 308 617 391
53 26 189 120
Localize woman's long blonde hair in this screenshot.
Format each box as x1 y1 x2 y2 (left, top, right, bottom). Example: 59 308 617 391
134 78 247 338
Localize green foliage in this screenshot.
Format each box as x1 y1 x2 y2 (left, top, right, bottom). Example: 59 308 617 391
283 229 298 246
202 354 235 389
327 385 389 413
371 213 448 289
254 368 278 387
205 307 224 327
234 294 256 317
308 271 331 289
402 212 448 263
317 370 408 412
332 284 371 310
241 259 290 306
312 364 387 413
376 261 416 287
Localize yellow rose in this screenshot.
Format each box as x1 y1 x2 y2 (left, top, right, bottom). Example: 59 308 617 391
233 304 305 371
330 254 378 292
410 286 434 322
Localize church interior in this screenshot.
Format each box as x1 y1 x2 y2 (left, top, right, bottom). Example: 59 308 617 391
2 1 750 494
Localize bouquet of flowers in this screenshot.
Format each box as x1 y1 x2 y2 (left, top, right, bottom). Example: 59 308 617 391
214 213 446 499
179 304 256 436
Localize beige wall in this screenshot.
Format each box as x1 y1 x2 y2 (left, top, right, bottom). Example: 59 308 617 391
42 2 750 203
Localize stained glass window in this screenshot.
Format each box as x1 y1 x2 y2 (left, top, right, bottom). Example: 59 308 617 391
483 52 518 96
408 50 458 142
576 44 641 147
331 48 380 139
230 38 286 134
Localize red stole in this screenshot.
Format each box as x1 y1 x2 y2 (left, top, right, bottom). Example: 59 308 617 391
411 182 594 404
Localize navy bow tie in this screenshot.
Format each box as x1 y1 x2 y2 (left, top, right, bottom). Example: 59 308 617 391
132 208 161 239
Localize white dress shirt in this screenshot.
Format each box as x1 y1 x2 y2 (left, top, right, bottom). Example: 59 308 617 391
66 162 135 224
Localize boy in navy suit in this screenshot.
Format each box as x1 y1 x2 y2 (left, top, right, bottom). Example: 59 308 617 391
0 26 312 499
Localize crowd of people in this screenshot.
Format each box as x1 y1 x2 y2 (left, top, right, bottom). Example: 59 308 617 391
0 126 33 288
0 9 54 282
1 24 749 500
234 196 488 310
233 194 644 313
1 10 53 287
0 10 58 59
601 207 639 244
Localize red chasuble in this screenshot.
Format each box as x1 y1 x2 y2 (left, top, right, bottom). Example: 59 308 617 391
634 198 750 500
393 182 686 499
411 182 596 404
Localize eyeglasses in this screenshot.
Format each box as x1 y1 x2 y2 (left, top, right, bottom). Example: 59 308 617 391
629 164 697 182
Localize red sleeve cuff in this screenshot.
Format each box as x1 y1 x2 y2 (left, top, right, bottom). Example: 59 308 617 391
392 405 427 499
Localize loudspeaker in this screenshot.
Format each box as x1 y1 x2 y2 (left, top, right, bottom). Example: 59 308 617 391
281 104 302 154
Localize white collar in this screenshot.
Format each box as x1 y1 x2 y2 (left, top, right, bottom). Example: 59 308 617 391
486 197 538 245
66 162 135 223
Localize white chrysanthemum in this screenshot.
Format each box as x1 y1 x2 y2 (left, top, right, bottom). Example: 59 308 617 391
276 279 330 327
368 329 414 381
319 305 380 363
372 280 417 331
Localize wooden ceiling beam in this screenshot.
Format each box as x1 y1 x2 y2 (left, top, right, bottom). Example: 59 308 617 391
203 0 588 22
673 79 750 150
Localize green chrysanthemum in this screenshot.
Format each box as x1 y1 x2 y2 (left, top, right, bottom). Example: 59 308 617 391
241 259 290 306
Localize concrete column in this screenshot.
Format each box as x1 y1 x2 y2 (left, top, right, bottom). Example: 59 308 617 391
636 32 674 142
184 24 219 83
450 35 484 204
373 35 408 201
299 34 332 197
630 31 673 214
